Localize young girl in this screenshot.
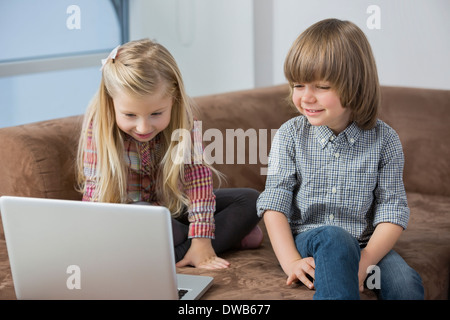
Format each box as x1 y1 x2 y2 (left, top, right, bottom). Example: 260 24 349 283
257 19 424 299
76 39 262 269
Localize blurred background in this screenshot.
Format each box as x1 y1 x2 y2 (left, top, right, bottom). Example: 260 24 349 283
1 0 449 128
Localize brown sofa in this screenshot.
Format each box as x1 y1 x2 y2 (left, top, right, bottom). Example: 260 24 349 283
0 84 449 300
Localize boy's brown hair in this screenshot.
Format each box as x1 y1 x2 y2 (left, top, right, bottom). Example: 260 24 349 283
284 18 380 130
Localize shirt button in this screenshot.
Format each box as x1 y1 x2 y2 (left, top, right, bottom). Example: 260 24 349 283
321 138 326 144
350 138 355 143
332 187 337 193
334 153 340 158
329 214 334 221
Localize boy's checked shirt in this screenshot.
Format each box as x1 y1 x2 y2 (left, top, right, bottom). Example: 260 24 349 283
257 116 409 245
82 121 216 239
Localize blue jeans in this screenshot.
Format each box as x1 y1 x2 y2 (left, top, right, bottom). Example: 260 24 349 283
294 226 424 300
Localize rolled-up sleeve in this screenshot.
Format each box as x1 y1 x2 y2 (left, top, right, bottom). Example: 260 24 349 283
184 163 216 239
82 123 98 202
257 122 298 218
184 121 216 239
373 129 410 229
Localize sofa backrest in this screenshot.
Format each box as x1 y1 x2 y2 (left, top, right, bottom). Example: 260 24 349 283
193 85 297 192
0 115 83 200
378 86 450 197
195 84 450 197
0 84 448 200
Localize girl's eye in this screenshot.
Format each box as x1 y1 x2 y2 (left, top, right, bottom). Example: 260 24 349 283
124 113 135 117
151 112 162 116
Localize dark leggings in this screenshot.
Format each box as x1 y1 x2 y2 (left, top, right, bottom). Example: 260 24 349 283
172 188 261 262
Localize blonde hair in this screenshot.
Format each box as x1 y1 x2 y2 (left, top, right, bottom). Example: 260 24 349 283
284 19 380 130
76 38 212 217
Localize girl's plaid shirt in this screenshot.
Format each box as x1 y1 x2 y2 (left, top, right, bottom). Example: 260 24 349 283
82 121 216 239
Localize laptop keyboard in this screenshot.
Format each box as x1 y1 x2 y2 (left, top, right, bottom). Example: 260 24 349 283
178 289 189 299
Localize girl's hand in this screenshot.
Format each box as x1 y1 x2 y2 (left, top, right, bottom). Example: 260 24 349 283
286 257 316 289
176 238 230 269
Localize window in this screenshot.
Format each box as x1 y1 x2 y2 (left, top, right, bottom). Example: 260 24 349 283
0 0 129 128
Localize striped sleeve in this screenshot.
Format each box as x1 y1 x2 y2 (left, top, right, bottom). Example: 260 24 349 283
82 122 98 202
185 165 216 238
184 121 216 238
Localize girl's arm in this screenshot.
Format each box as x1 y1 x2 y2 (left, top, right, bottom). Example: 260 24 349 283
358 222 403 290
180 121 228 268
264 210 315 289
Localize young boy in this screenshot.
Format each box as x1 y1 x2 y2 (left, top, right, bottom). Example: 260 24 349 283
256 18 424 300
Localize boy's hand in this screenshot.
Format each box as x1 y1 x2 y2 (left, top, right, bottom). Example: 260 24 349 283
286 257 316 289
176 238 230 269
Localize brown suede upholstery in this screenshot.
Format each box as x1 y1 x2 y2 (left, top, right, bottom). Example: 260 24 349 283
0 85 449 300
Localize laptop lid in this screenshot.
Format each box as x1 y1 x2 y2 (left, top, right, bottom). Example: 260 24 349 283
0 196 212 300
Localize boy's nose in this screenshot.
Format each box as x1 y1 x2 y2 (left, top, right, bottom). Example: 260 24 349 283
302 90 316 104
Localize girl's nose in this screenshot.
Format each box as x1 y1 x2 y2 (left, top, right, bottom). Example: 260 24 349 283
136 119 151 134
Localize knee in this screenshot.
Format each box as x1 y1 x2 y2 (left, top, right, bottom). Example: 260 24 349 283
240 188 260 201
394 268 424 300
237 188 261 223
313 226 360 258
233 188 260 208
378 258 425 300
315 226 358 244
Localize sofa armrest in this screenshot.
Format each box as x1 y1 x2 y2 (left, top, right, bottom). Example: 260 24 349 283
0 115 83 200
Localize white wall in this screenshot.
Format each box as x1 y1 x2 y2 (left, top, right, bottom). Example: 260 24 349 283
129 0 255 97
272 0 450 90
130 0 450 97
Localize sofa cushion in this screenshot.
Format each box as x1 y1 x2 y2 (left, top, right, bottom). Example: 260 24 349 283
393 192 450 300
176 191 450 300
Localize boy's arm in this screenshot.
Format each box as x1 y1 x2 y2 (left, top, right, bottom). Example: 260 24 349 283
264 210 315 289
358 126 409 288
358 222 403 289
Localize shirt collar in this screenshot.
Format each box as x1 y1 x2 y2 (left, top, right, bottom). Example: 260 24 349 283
314 122 361 148
343 121 361 146
314 125 335 149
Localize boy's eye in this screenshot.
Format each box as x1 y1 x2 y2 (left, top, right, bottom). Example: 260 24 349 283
151 112 162 116
293 83 331 90
316 82 331 89
124 113 135 117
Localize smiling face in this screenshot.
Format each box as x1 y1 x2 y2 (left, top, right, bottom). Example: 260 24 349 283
113 88 173 142
292 81 352 134
284 19 381 131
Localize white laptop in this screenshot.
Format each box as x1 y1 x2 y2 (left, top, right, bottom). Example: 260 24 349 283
0 196 213 300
